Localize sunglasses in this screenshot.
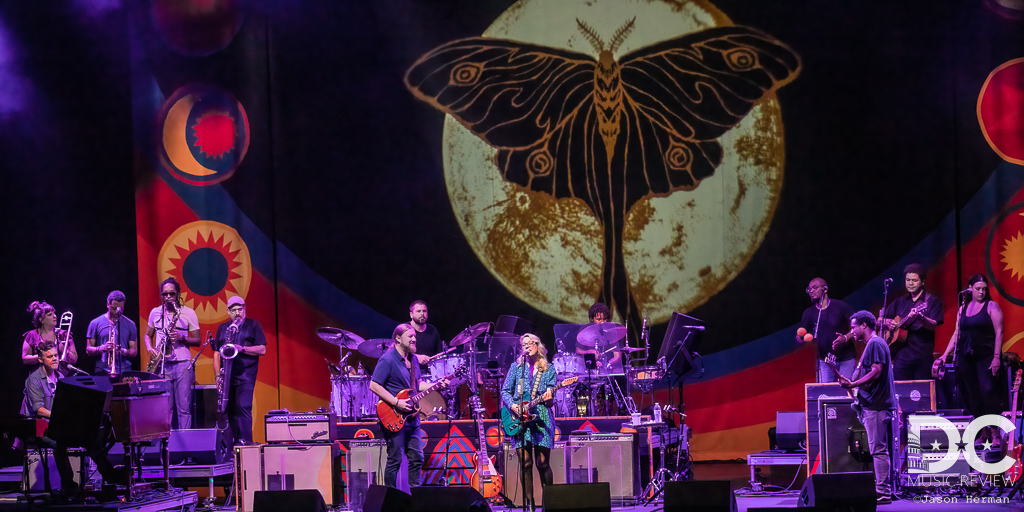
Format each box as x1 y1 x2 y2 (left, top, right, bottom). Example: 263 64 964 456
161 292 177 297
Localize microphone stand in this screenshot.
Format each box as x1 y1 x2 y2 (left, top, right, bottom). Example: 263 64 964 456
189 331 213 428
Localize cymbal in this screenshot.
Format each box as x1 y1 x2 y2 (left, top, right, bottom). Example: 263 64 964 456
620 346 645 353
576 322 626 347
316 327 365 349
449 321 491 347
358 338 393 358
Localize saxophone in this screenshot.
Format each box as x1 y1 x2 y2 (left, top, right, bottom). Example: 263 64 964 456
146 303 181 374
217 321 241 415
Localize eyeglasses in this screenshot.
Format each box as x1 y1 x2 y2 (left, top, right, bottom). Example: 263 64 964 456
805 285 823 293
161 292 177 297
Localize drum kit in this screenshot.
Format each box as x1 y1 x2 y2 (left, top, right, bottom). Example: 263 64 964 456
315 316 669 421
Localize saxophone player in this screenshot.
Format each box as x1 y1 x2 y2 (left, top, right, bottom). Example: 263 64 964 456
213 296 266 445
145 277 200 429
86 290 138 377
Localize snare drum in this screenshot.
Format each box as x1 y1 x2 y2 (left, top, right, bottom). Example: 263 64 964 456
553 353 586 377
330 374 373 420
427 354 466 382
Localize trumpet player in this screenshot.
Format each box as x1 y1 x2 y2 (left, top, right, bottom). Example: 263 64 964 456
86 290 138 377
213 296 265 446
145 277 200 430
22 300 78 366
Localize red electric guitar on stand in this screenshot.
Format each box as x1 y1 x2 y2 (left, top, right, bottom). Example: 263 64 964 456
469 394 502 500
1005 369 1023 485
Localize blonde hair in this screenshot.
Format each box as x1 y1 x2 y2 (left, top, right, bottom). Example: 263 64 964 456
393 323 414 342
521 333 549 373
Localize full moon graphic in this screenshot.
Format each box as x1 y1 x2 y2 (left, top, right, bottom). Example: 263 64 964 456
443 0 787 323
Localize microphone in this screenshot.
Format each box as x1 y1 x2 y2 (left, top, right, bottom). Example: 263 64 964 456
884 278 893 284
641 317 649 342
339 351 352 366
683 325 706 331
959 287 972 295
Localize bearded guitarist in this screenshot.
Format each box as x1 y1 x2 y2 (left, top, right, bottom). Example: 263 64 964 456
882 264 943 380
369 323 447 490
500 334 556 512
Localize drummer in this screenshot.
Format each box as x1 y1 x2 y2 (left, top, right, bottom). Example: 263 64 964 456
578 303 622 370
409 300 443 366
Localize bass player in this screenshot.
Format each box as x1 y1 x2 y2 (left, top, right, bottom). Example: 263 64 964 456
500 333 556 512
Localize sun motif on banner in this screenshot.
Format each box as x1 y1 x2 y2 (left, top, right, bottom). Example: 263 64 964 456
987 204 1024 306
158 84 250 185
157 220 252 324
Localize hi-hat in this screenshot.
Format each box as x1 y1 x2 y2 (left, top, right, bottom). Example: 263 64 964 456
316 327 365 349
358 338 393 358
576 322 626 347
449 322 491 347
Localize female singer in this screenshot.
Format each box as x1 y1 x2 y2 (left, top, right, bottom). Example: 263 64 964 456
937 274 1003 442
500 333 557 511
21 301 77 366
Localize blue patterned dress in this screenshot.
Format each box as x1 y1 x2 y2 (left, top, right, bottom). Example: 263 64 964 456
501 360 558 449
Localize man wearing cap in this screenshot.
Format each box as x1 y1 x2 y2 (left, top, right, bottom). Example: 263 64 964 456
214 296 267 445
86 290 138 378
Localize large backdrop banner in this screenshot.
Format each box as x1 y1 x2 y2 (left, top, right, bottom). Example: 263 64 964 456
128 0 1024 458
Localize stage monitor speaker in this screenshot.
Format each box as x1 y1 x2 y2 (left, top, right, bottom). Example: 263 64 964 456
262 443 341 506
502 441 565 506
235 444 262 512
777 411 806 452
108 427 231 466
818 398 871 473
253 489 328 512
664 480 737 512
192 384 218 429
48 375 112 449
564 433 639 499
410 486 491 512
798 471 876 512
543 482 611 512
362 484 411 512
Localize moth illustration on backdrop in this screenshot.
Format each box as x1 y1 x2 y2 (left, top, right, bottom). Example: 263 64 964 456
406 18 800 337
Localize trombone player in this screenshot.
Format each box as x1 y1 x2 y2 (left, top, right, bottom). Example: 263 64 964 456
86 290 138 377
214 296 266 446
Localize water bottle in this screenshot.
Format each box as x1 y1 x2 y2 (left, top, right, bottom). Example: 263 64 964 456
653 403 662 423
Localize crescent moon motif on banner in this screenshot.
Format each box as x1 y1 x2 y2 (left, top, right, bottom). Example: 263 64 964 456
157 220 252 324
158 84 250 185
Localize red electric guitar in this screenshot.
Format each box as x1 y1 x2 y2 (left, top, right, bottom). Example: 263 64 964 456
376 366 467 432
1005 369 1023 484
468 394 502 499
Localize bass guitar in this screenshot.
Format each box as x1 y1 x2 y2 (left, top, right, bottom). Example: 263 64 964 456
1006 369 1023 484
500 377 577 437
825 354 862 416
882 301 927 347
468 394 502 499
376 366 467 432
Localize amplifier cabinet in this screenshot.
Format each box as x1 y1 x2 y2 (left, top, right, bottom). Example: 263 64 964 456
564 433 639 500
235 444 262 512
502 442 566 507
262 444 341 506
265 412 338 444
347 439 387 511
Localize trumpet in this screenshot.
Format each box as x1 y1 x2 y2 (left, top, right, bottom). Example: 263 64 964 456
107 315 119 378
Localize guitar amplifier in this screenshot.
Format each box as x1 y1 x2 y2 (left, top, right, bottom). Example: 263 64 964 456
564 433 639 500
263 443 342 506
907 414 971 451
265 410 338 443
503 441 565 507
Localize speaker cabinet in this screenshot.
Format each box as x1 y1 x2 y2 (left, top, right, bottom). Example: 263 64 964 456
502 441 565 506
799 472 876 512
262 444 341 506
108 428 231 466
23 449 90 491
543 482 611 512
235 444 263 512
362 484 411 512
564 434 639 499
48 376 112 449
664 480 736 512
347 439 389 510
253 489 328 512
410 486 491 512
818 398 870 473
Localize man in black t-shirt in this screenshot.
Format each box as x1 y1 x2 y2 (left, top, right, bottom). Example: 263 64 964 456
798 277 856 382
214 296 267 445
839 310 895 504
409 300 443 365
882 263 943 380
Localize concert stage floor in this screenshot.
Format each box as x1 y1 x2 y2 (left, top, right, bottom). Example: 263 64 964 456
0 489 198 511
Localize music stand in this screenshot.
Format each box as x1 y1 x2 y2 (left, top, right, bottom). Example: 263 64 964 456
658 312 703 379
